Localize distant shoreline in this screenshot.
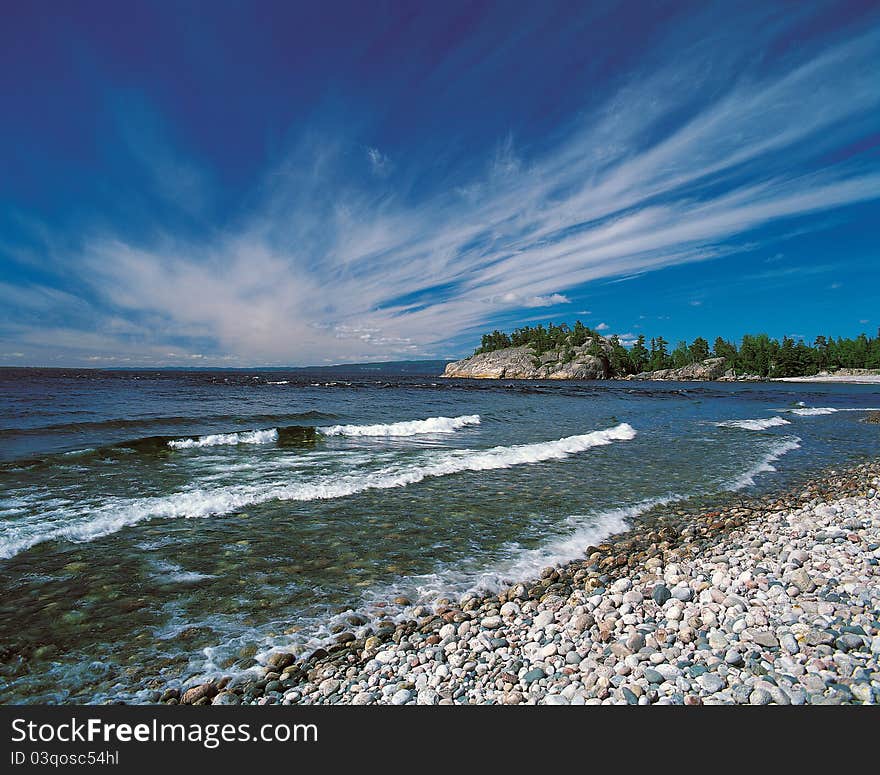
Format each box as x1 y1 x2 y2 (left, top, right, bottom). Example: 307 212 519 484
772 375 880 385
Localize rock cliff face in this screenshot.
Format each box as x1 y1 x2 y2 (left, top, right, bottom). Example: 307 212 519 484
444 351 767 382
628 357 728 381
442 343 610 380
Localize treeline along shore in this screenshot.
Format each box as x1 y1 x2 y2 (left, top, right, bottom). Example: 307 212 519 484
442 321 880 381
159 456 880 706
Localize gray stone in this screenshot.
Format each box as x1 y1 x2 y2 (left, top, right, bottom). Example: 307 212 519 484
652 584 672 605
805 628 834 646
533 611 555 628
212 691 241 706
780 632 800 654
697 673 725 693
725 649 744 667
768 686 791 705
749 687 772 705
851 683 873 704
835 632 865 652
500 602 520 618
731 684 752 704
655 664 681 681
750 631 779 649
672 586 693 602
626 632 646 652
708 631 730 650
786 568 816 593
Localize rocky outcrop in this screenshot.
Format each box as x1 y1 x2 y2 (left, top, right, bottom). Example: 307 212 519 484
717 369 767 382
444 350 770 382
628 357 729 381
443 343 610 380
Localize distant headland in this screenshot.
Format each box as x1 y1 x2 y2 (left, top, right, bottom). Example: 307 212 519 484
442 322 880 382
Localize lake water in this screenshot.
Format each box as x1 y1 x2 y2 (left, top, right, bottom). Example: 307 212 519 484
1 367 878 703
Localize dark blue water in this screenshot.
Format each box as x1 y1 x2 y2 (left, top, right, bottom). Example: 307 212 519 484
1 367 878 703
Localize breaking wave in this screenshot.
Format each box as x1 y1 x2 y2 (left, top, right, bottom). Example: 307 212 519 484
418 495 679 599
168 429 280 449
787 406 880 416
319 414 481 437
727 436 802 490
0 423 636 559
715 416 791 431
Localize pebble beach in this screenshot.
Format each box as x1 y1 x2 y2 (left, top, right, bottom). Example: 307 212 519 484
163 458 880 707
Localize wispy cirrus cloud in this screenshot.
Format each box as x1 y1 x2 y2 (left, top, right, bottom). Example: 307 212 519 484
2 22 879 365
366 147 392 178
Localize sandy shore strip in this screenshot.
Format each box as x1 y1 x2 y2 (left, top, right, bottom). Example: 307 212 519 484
773 374 880 384
160 461 880 706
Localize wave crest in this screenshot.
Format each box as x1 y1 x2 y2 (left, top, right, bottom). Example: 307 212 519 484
168 429 279 449
727 436 801 490
0 423 636 559
716 417 791 430
788 406 880 416
319 414 481 437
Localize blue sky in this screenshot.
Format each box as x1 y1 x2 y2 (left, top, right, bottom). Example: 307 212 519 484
1 1 878 366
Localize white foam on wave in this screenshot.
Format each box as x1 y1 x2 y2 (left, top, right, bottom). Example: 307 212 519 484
787 406 880 416
62 448 95 457
0 423 636 559
716 417 791 431
168 429 279 449
319 414 481 437
727 436 801 490
267 380 289 385
415 495 678 600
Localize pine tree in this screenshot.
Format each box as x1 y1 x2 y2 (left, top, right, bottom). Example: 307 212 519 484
629 335 649 373
690 336 710 362
671 340 690 368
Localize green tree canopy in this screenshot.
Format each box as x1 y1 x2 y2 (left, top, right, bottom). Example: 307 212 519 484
471 323 880 378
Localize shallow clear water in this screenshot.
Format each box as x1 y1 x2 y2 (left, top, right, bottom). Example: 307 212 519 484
0 367 878 703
